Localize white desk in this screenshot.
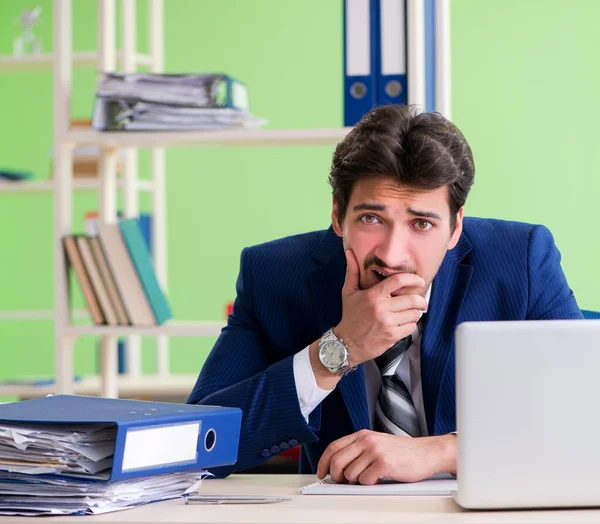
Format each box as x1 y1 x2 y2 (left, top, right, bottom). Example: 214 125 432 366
2 474 600 523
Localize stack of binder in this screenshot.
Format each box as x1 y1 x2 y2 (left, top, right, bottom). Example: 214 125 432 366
63 217 171 326
0 395 242 515
92 73 266 131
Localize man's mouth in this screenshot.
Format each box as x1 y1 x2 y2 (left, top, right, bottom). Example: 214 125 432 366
372 269 399 283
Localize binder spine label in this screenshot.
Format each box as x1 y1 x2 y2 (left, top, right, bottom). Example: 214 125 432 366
121 421 201 472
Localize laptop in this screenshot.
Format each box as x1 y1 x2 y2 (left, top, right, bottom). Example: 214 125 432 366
453 319 600 509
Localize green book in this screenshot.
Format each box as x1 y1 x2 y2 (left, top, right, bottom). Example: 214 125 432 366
118 218 172 324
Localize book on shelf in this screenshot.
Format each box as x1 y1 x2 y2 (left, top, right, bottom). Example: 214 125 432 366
63 217 171 327
63 236 105 325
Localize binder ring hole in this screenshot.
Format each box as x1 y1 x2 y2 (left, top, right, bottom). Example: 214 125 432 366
350 82 367 99
204 428 217 452
385 80 402 97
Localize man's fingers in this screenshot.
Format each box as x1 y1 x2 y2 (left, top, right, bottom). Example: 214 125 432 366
387 294 428 313
327 442 364 483
316 433 360 479
376 273 425 297
357 460 387 486
342 249 360 295
342 451 375 484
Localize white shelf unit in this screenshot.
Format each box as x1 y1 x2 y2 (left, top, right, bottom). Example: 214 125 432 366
0 178 154 193
0 51 151 72
51 0 348 400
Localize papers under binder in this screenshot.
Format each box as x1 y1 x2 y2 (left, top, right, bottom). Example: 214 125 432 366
92 97 266 131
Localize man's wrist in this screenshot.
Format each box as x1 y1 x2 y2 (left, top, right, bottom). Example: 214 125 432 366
309 339 343 390
433 433 457 475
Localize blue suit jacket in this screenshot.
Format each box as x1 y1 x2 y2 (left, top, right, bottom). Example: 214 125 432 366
187 218 582 476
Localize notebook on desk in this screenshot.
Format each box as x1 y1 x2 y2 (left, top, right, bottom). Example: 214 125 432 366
300 474 456 496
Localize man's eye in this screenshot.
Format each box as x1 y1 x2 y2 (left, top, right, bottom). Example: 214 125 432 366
415 220 433 231
360 215 380 225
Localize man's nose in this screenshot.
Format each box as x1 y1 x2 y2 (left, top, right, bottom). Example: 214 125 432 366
375 228 411 269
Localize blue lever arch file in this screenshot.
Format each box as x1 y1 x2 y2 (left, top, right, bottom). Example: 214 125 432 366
374 0 408 107
0 395 242 482
344 0 378 126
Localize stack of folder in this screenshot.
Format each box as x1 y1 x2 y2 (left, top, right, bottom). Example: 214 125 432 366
0 395 242 515
92 73 266 131
63 217 171 326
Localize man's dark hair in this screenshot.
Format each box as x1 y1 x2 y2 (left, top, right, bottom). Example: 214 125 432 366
329 104 475 229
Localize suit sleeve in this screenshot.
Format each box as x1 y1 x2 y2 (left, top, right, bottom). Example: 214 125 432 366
526 225 583 320
187 248 321 477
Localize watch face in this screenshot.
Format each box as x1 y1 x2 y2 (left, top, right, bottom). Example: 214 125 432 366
319 340 346 369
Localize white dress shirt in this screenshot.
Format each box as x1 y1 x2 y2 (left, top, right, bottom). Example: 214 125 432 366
293 287 432 436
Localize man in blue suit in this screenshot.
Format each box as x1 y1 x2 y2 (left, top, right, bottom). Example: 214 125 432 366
188 105 582 484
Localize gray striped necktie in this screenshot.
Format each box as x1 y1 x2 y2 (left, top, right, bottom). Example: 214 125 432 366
373 321 423 437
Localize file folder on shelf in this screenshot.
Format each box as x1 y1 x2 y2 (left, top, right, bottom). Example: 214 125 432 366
0 395 242 482
424 0 436 111
344 0 377 126
375 0 408 107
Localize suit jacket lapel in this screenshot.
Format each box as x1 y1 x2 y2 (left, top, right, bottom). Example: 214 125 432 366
307 228 370 433
421 233 473 434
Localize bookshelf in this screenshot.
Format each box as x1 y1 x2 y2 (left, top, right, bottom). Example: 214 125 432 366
0 179 154 194
65 127 352 149
0 51 151 72
49 0 348 399
3 0 451 402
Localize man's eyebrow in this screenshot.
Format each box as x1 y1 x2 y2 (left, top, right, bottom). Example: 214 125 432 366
407 207 442 220
352 203 386 212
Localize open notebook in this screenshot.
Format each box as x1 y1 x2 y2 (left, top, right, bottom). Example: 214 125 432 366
300 474 456 496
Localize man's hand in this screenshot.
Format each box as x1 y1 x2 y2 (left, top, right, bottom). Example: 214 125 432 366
308 249 427 389
316 430 456 485
335 249 427 366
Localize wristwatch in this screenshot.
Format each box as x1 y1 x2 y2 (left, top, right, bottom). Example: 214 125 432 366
318 328 356 376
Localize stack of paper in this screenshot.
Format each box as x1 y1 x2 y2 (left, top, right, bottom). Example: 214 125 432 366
0 422 208 516
92 72 267 131
0 422 116 478
0 471 207 516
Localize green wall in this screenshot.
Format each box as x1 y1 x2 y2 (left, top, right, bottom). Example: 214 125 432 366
0 1 597 386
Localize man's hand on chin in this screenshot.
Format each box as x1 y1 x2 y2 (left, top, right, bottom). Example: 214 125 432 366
316 430 456 485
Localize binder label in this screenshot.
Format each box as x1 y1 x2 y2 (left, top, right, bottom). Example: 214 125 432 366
122 421 201 472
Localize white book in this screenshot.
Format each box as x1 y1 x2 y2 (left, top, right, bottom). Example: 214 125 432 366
300 474 456 496
89 236 130 325
76 236 118 326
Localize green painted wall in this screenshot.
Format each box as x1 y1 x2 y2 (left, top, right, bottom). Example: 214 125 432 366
0 1 597 390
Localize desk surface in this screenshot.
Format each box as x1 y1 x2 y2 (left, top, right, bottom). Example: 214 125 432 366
2 474 600 524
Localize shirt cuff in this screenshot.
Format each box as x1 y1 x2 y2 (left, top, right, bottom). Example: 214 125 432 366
293 346 335 423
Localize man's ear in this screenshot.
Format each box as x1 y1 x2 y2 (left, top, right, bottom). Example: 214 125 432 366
332 201 343 237
448 207 464 250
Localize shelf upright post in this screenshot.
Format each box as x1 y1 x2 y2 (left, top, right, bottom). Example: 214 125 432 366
149 0 170 377
435 0 451 120
407 0 426 108
121 0 143 379
53 0 76 395
97 0 119 398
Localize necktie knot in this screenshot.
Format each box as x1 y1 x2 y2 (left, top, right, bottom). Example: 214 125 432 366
374 335 412 374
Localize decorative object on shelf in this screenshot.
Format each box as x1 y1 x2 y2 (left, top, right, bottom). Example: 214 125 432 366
92 73 267 131
12 7 42 56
